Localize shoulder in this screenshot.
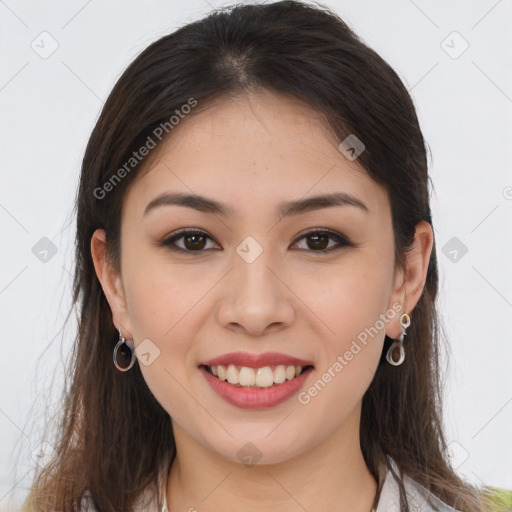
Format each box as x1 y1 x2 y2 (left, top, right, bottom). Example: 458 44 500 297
376 456 462 512
76 490 96 512
77 485 161 512
76 453 171 512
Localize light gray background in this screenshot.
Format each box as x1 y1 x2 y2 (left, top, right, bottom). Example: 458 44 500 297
1 0 511 510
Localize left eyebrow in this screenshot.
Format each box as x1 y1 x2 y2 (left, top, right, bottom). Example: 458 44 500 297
279 192 369 216
143 191 369 217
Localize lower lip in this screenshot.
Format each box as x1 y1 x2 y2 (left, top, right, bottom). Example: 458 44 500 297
199 366 314 409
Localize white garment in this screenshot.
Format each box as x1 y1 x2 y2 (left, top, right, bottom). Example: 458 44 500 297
78 454 461 511
374 456 462 512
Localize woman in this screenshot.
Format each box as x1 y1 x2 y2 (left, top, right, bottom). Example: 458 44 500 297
23 1 491 511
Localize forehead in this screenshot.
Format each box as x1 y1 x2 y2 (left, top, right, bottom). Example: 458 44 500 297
125 91 388 220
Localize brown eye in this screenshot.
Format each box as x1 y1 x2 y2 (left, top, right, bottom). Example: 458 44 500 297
305 233 329 250
292 230 354 252
161 230 219 253
182 233 207 250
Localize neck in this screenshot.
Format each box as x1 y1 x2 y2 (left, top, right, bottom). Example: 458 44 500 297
165 410 378 512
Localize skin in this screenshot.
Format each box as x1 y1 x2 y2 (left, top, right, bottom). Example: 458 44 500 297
91 90 433 512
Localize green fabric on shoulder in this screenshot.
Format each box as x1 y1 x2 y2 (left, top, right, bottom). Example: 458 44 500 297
480 486 512 511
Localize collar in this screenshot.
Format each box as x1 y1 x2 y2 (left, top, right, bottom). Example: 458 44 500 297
375 455 461 511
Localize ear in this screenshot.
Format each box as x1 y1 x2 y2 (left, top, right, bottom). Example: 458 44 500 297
385 220 434 339
90 229 133 338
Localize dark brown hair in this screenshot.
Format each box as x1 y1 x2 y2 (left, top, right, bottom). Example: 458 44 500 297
22 1 487 510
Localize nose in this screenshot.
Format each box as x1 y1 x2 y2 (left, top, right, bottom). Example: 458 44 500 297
216 243 295 337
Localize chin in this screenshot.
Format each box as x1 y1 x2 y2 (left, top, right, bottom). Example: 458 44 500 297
206 431 310 467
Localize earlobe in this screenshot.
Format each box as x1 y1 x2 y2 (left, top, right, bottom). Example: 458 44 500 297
90 229 132 336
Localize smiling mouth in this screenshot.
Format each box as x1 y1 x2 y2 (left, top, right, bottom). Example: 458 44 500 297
201 364 314 389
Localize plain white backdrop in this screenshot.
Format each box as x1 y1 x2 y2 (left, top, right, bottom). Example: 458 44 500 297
1 0 511 510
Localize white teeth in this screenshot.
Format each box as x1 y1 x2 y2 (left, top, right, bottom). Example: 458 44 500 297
217 365 227 381
274 365 286 384
239 366 256 386
256 367 274 388
207 364 309 388
226 364 239 385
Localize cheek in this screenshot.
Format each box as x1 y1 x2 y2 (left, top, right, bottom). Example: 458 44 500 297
308 254 392 378
122 242 199 337
123 254 205 420
299 280 387 422
312 252 391 323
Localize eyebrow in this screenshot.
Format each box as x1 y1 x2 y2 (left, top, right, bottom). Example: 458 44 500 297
143 191 369 217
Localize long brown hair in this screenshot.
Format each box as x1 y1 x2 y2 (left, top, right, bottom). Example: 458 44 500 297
22 1 487 510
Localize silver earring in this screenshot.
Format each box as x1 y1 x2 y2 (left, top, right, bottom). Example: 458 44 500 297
386 313 410 366
113 329 136 371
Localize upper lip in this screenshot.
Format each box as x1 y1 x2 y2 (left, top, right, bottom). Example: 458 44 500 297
200 351 314 368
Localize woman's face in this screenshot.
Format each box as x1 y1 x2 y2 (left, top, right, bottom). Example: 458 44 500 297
98 91 411 465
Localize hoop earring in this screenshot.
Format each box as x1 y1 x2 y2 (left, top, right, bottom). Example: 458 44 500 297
113 329 136 372
386 313 410 366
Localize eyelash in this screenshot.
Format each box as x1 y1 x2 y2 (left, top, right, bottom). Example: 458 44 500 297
160 228 356 254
